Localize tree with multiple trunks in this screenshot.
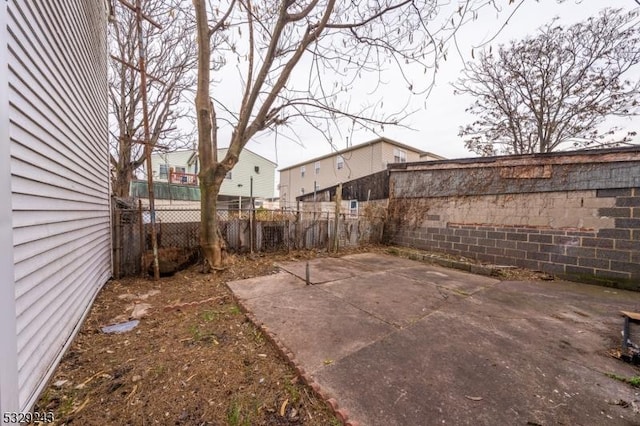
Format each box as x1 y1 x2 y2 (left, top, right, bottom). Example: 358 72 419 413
455 8 640 156
109 0 196 198
192 0 507 270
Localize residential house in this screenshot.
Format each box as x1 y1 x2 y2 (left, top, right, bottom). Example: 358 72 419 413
137 147 276 208
278 137 444 207
1 0 111 414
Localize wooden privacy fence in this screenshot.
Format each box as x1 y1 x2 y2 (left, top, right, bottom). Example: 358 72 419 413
112 205 384 277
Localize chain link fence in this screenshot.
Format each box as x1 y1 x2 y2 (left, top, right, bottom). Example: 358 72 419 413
112 204 385 277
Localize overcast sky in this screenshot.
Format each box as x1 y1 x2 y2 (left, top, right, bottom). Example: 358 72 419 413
218 0 640 177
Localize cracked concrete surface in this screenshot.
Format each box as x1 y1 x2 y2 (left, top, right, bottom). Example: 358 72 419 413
228 253 640 425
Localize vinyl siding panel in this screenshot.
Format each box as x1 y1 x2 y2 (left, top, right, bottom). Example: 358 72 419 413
281 141 422 205
0 0 20 414
149 148 276 199
219 148 275 199
151 150 197 180
7 0 110 411
380 142 422 166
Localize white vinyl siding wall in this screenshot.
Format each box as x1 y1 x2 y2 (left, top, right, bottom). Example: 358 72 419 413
0 2 19 415
218 148 276 199
150 148 276 199
6 0 110 412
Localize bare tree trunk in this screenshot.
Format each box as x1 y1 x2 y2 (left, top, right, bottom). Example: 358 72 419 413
194 0 224 272
109 0 195 201
200 173 226 271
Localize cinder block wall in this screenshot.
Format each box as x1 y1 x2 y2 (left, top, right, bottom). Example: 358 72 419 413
387 148 640 288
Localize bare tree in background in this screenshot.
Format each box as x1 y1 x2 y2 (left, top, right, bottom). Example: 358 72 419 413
455 8 640 156
109 0 196 198
192 0 512 270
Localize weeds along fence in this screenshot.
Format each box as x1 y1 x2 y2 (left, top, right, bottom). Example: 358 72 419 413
112 205 385 277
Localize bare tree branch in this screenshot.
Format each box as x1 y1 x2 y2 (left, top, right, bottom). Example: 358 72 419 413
109 0 196 197
194 0 524 268
455 8 640 155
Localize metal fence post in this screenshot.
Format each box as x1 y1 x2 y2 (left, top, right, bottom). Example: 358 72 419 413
138 200 145 276
113 206 121 278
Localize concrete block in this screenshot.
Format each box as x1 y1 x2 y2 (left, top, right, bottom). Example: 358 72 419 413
578 257 610 269
611 261 640 275
506 232 528 241
478 238 496 247
616 197 640 207
453 243 470 252
596 249 631 262
550 254 578 265
516 241 540 252
596 188 632 198
581 238 614 248
539 244 565 254
597 229 631 240
514 258 540 270
469 230 487 238
486 247 505 256
566 247 596 258
615 218 640 229
461 237 478 245
599 207 631 218
580 216 613 230
496 239 518 250
469 245 486 254
505 249 526 259
529 234 553 244
566 265 595 276
541 262 566 274
583 197 616 209
593 269 632 280
554 235 580 246
615 240 640 251
527 251 550 262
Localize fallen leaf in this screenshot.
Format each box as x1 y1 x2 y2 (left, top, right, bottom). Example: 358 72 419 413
465 395 483 401
280 398 288 417
129 303 151 319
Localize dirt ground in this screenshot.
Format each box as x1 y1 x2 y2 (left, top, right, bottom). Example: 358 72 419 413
32 249 361 426
32 245 552 426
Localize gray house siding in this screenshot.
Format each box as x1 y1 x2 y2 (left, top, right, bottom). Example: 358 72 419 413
4 0 111 413
0 1 19 416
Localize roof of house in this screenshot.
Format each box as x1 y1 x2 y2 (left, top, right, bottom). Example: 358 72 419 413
278 136 443 171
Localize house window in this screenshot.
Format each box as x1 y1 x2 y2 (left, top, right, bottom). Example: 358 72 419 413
301 187 305 194
301 166 305 178
393 148 407 163
225 171 232 180
175 166 186 173
254 166 260 174
159 164 168 179
336 155 344 170
314 161 320 174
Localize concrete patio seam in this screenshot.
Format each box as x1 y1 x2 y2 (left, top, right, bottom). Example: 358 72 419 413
227 284 362 426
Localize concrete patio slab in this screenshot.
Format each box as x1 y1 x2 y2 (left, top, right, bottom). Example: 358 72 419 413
342 252 425 271
237 285 395 373
275 257 377 284
228 253 640 425
227 271 305 299
321 271 465 328
313 308 637 426
395 264 500 295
